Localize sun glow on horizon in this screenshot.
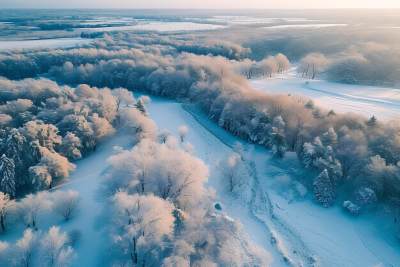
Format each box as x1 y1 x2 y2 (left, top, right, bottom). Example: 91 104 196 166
2 0 400 9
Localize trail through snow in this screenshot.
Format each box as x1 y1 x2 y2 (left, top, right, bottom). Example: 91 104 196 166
148 97 400 267
148 98 308 266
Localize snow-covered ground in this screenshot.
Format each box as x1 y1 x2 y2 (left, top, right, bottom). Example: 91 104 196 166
0 134 133 266
147 97 400 267
251 73 400 121
0 38 92 51
202 16 317 25
84 21 226 32
264 24 347 29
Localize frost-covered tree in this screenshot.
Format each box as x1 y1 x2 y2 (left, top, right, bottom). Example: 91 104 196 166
158 130 171 144
171 212 271 266
17 192 53 228
37 147 75 187
41 226 75 267
22 120 62 151
57 114 95 152
275 53 291 73
298 53 329 79
0 114 12 127
90 113 115 141
271 116 286 158
313 169 335 207
118 108 157 141
112 192 174 266
59 132 82 161
135 96 150 115
106 140 209 210
0 154 16 197
29 165 52 191
52 190 80 221
220 153 248 194
112 88 135 111
301 136 342 184
178 125 189 143
0 192 14 232
15 228 37 267
259 56 278 77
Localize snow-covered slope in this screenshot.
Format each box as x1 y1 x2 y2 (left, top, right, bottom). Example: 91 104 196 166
251 74 400 121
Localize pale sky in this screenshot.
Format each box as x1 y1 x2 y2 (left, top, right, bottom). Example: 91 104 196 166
1 0 400 9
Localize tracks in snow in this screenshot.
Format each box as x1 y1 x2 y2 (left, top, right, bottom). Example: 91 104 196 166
182 103 316 267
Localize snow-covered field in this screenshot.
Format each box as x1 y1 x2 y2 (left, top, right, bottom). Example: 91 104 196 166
85 21 226 32
203 15 317 25
0 38 92 51
147 97 400 267
264 24 347 29
251 73 400 121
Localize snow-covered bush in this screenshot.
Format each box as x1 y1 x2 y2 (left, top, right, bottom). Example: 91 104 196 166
343 200 361 216
355 187 378 206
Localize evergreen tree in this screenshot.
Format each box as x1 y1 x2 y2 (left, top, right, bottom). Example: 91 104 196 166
135 99 147 115
367 115 377 127
271 116 287 158
313 169 335 207
0 155 16 198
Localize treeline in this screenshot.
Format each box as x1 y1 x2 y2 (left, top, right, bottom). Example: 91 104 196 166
45 47 400 212
245 28 400 86
0 35 399 213
0 77 145 197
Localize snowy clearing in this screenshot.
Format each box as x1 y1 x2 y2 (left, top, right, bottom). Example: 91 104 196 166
264 24 347 29
251 75 400 121
0 38 92 51
203 16 317 25
85 21 226 32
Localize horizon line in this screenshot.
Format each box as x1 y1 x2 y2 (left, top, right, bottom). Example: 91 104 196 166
1 7 400 10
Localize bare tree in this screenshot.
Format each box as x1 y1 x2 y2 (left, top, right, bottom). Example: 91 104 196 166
15 229 37 267
178 125 189 143
41 226 75 267
52 190 80 221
